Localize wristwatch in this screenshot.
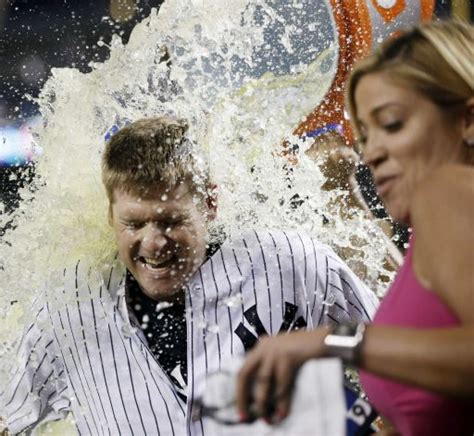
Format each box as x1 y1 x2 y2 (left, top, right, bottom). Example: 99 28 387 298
323 323 366 366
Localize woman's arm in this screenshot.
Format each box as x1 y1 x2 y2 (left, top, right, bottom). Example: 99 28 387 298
235 324 474 421
361 325 474 396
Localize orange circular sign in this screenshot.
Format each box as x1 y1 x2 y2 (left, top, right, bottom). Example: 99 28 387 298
296 0 435 143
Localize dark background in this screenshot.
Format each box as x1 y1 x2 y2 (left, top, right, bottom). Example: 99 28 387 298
0 0 166 121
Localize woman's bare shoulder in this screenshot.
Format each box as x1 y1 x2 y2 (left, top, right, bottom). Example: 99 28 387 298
410 164 474 321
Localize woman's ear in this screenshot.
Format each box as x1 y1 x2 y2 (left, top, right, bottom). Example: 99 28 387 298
462 96 474 147
206 183 218 220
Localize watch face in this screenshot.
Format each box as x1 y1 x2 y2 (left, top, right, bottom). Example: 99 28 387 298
325 334 359 349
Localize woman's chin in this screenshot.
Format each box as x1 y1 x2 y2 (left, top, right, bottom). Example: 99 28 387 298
385 202 410 226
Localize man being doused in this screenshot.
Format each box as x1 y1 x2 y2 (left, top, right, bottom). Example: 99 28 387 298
1 117 378 435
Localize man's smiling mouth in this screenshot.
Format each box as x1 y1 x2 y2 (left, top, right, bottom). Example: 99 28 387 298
138 254 177 271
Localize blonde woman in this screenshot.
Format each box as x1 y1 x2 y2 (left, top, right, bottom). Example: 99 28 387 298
236 20 474 436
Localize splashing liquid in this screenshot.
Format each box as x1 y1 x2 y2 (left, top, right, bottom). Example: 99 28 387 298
0 0 394 388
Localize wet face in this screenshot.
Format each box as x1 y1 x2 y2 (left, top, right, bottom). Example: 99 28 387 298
109 183 211 301
354 72 465 224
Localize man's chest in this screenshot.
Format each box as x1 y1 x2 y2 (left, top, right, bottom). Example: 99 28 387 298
53 298 189 435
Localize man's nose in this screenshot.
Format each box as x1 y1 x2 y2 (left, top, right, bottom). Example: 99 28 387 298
141 224 168 253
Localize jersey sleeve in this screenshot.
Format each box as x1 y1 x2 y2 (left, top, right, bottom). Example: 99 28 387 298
321 248 379 325
303 240 379 328
1 307 70 434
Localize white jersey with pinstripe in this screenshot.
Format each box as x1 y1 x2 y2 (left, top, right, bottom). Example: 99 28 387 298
1 230 378 435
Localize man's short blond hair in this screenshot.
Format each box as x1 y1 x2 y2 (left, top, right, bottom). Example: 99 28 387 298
101 117 208 202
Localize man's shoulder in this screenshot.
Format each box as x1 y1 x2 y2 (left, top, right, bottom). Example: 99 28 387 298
44 259 126 309
223 229 333 258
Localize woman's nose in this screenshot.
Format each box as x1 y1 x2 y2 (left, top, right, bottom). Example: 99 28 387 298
362 138 387 171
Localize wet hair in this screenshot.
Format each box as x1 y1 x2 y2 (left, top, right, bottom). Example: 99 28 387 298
347 19 474 139
101 117 208 202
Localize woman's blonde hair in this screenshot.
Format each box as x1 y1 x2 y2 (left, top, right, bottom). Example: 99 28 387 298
346 19 474 139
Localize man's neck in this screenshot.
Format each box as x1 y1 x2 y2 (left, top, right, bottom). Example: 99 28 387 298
125 273 185 306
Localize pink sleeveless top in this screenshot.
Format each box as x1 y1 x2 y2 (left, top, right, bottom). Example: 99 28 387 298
360 238 474 436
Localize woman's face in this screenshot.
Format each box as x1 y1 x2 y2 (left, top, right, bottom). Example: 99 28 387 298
354 72 465 224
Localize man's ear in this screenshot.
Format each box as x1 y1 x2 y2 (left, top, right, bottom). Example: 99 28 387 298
462 96 474 146
108 203 114 226
205 183 218 221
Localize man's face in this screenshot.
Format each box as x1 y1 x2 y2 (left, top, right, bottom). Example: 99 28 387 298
110 182 211 301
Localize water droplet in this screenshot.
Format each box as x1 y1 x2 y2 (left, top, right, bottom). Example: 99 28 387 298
155 301 173 312
207 324 220 334
322 293 336 307
121 324 137 338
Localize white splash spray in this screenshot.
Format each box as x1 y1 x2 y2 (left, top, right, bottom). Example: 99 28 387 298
0 0 394 385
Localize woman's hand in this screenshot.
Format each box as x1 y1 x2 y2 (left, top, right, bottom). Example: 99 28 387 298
235 327 330 422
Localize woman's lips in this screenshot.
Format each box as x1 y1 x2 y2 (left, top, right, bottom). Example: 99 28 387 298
376 176 397 198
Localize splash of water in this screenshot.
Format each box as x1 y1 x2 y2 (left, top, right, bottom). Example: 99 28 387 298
0 0 394 388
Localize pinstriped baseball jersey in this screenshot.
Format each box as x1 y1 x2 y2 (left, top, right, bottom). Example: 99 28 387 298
2 230 378 435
